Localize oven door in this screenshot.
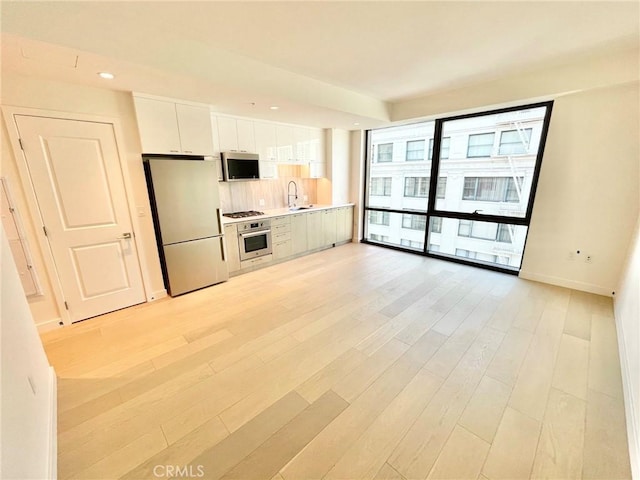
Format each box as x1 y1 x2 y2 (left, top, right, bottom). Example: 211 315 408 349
239 229 272 261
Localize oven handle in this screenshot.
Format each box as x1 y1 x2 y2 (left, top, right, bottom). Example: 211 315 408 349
240 229 271 239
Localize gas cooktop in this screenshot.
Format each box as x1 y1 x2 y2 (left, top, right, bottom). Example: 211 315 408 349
222 210 265 219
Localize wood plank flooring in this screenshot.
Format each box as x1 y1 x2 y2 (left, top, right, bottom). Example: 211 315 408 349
40 243 632 480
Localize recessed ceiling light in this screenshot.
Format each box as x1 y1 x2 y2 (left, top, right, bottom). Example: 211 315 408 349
353 122 360 126
98 72 115 80
270 106 279 110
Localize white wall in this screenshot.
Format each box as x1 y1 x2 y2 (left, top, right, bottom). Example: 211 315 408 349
615 214 640 479
1 72 166 327
521 82 639 295
1 225 56 479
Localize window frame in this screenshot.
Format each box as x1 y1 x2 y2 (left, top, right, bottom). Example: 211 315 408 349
361 101 554 275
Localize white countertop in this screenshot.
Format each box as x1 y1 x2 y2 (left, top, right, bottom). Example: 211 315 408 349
221 203 354 225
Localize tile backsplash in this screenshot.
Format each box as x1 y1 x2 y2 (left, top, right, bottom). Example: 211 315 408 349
219 174 317 212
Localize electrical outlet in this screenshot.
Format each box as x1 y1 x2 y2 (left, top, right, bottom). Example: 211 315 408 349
567 251 575 261
137 206 145 217
259 199 265 206
585 255 593 264
303 195 308 202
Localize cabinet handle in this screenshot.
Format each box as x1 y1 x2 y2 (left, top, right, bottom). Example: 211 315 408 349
169 149 179 153
184 150 193 153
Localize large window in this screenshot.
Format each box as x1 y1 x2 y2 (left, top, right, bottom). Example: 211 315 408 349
363 102 552 273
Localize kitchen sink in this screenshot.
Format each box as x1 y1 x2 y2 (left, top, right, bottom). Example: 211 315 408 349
289 206 313 211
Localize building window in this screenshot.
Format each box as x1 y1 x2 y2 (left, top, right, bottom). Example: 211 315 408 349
370 211 390 225
436 177 447 199
404 177 429 197
462 176 524 203
467 133 495 157
496 224 512 243
440 137 450 159
430 217 442 233
458 220 513 244
401 239 423 249
402 214 427 230
370 234 389 242
428 137 450 160
428 243 440 252
499 128 532 155
406 140 425 161
371 177 392 196
455 248 477 259
404 177 446 198
376 143 393 162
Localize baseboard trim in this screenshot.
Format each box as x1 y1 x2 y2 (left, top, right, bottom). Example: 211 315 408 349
47 366 57 479
518 271 613 296
36 317 63 333
149 289 167 302
614 315 639 479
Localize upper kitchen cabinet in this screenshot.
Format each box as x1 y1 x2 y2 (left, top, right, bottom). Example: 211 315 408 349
276 125 295 163
216 116 256 153
254 122 278 179
133 95 214 155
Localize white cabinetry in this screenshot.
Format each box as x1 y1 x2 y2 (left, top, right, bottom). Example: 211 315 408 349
306 211 323 250
322 209 338 247
336 206 354 243
276 125 295 163
272 216 292 260
254 122 278 179
291 213 308 255
216 116 256 153
133 96 213 155
224 224 241 273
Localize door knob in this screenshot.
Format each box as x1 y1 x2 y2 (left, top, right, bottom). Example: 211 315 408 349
116 232 132 239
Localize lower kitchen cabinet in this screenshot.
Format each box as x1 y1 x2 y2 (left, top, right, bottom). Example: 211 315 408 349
336 206 354 243
291 213 308 255
306 211 323 250
322 209 338 247
224 224 241 273
225 205 353 275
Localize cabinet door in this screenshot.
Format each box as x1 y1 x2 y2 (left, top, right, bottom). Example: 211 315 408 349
322 209 338 247
176 103 214 155
223 224 241 272
291 213 308 254
210 116 222 159
134 97 181 154
276 125 295 163
308 162 326 179
217 116 239 151
254 122 278 162
259 161 278 180
336 207 354 242
306 211 323 250
308 128 324 163
236 119 256 152
293 127 309 163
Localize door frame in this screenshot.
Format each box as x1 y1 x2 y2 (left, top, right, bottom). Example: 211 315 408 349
2 106 154 325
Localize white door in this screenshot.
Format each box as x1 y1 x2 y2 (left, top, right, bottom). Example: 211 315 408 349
15 115 145 322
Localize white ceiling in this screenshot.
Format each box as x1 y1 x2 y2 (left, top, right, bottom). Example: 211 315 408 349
1 1 638 129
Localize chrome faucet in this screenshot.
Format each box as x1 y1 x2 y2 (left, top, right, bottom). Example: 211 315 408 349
287 180 298 207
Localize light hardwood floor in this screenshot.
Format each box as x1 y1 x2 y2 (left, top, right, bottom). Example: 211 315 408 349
40 243 632 480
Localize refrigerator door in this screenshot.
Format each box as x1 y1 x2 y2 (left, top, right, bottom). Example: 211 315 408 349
162 236 229 296
148 159 222 244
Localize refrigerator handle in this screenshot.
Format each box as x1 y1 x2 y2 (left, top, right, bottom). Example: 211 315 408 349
220 236 226 262
216 208 223 234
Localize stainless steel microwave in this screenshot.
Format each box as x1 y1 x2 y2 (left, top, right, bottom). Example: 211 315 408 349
222 152 260 181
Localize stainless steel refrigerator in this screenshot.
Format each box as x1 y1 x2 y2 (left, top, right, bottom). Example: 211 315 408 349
144 157 228 296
